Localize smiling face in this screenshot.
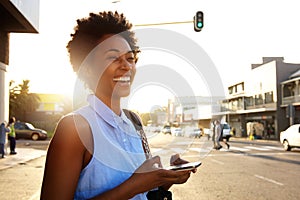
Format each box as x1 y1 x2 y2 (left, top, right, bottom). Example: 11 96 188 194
89 34 138 104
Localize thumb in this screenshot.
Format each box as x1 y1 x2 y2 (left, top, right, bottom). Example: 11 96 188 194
149 155 163 168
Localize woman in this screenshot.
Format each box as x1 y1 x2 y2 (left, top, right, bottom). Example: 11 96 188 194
41 11 195 200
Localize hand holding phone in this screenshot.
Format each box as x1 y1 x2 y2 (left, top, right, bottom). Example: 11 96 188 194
166 161 202 171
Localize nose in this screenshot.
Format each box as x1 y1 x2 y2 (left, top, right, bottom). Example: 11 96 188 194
119 56 134 70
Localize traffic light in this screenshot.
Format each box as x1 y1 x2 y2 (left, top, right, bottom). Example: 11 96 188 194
194 11 203 32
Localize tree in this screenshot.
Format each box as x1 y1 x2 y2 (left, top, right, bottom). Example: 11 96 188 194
9 80 40 121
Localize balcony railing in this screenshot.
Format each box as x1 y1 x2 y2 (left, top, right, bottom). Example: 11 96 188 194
282 95 300 105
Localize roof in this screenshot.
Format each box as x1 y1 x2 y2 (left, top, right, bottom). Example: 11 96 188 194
289 69 300 79
0 0 39 33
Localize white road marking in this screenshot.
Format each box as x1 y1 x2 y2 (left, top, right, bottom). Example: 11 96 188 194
151 145 285 156
254 174 284 186
262 146 283 151
228 146 251 151
189 147 212 153
151 148 163 153
244 146 270 151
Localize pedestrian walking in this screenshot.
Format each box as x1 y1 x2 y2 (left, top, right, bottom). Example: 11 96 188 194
211 120 217 148
213 120 222 149
8 117 17 155
0 121 10 158
215 120 230 150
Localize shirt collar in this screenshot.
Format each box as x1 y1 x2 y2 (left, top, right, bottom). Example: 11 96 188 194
87 94 132 129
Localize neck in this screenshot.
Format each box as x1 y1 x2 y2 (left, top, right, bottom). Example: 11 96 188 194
97 94 121 116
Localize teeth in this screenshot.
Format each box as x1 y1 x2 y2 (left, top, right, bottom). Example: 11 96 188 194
113 76 130 82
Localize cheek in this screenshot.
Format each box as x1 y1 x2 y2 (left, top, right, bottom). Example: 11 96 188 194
131 66 137 79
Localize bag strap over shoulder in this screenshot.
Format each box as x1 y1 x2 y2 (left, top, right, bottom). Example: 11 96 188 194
123 109 173 200
123 109 152 159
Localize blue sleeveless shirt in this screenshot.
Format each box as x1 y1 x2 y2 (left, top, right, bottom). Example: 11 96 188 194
74 95 147 200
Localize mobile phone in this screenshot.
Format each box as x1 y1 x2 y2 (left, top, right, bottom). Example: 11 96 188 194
166 161 202 171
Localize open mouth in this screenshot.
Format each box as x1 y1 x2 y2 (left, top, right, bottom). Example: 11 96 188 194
113 76 130 82
113 76 131 83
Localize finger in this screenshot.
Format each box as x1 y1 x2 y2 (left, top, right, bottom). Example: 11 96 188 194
147 156 162 169
170 154 180 164
150 156 161 166
170 157 189 166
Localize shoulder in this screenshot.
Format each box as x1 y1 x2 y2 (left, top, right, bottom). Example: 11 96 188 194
49 113 92 154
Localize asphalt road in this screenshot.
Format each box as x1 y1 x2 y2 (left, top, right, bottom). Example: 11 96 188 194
158 135 300 200
0 136 299 200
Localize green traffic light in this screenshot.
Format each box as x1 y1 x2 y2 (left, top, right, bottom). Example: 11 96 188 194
197 22 203 28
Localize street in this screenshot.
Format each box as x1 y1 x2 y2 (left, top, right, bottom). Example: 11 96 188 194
152 134 300 200
0 135 299 200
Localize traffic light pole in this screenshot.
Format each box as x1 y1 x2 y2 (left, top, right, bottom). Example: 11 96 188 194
135 21 192 27
135 11 203 32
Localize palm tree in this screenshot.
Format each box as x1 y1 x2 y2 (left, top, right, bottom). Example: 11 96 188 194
9 80 40 121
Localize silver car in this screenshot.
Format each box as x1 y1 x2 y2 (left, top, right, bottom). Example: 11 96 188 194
14 122 48 141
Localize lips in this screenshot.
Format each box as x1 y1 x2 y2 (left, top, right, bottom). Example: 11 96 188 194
113 76 131 82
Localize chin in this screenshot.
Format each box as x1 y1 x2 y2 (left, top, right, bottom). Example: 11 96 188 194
113 89 131 98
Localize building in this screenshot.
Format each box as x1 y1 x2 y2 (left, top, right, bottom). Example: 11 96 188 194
26 93 71 132
218 57 300 139
35 93 68 114
168 96 221 130
281 69 300 125
0 0 40 123
168 57 300 140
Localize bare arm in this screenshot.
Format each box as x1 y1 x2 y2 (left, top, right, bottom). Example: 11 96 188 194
40 114 89 200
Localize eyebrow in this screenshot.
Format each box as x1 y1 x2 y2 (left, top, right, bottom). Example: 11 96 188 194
104 49 135 54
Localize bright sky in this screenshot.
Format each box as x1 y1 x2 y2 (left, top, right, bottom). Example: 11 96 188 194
7 0 300 113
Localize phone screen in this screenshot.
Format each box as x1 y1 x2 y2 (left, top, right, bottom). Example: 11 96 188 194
166 161 202 171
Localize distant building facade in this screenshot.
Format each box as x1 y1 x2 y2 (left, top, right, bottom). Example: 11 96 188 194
217 57 300 139
168 57 300 140
26 93 71 132
167 96 220 130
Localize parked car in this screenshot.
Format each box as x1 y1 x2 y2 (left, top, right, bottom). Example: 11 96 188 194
14 122 48 141
161 125 171 134
171 127 184 137
280 124 300 151
194 128 202 138
185 128 202 138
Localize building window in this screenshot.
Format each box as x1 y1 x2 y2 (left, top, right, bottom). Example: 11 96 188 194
237 97 244 109
265 91 274 104
228 87 233 95
245 96 254 107
255 94 263 105
237 83 244 93
283 83 295 97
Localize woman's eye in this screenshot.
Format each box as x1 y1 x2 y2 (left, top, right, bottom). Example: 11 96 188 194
127 57 135 62
107 56 118 60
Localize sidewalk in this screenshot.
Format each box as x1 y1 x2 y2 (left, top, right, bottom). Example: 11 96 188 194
0 147 47 170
